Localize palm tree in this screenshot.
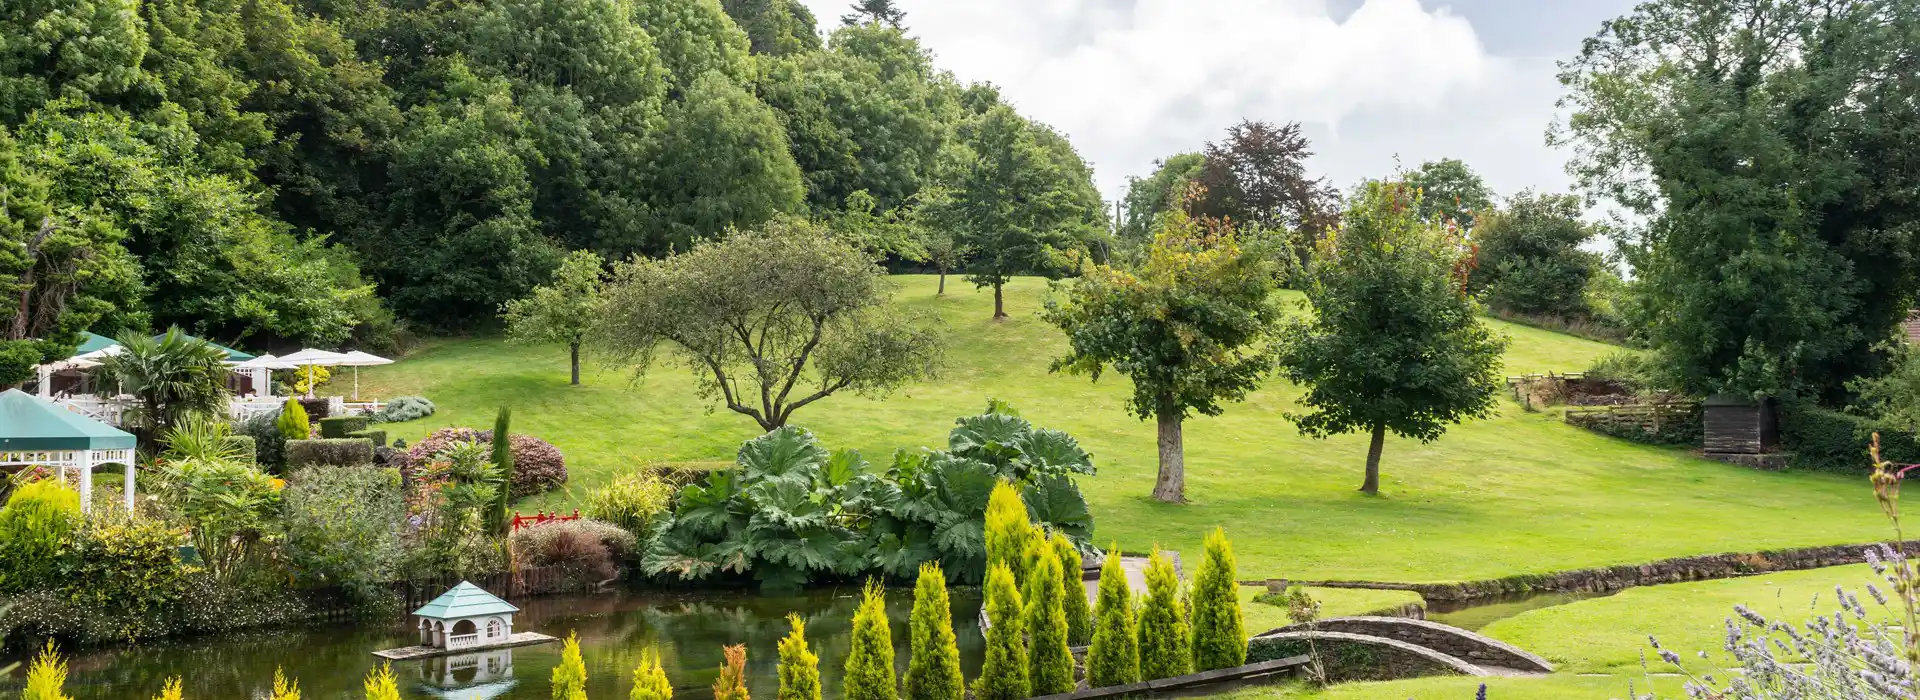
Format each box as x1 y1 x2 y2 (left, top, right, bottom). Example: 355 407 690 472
97 328 230 445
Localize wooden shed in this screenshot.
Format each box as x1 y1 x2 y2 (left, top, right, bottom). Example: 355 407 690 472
1703 395 1779 455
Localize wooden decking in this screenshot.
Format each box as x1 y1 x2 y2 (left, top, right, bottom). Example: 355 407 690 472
372 632 558 660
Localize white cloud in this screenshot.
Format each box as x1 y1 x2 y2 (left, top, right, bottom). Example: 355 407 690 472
799 0 1577 203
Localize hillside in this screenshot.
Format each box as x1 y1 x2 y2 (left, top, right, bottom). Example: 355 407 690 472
350 275 1887 583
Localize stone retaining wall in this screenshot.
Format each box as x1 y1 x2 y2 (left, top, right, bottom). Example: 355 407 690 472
1264 540 1919 602
1249 631 1486 682
1262 617 1552 673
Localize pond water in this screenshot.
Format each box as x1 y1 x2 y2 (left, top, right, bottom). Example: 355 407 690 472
1422 589 1619 631
0 587 987 700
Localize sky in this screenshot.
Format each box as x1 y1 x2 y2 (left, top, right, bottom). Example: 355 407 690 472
794 0 1641 205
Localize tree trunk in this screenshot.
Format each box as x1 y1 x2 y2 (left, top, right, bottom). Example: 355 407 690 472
993 281 1007 319
569 343 581 386
937 270 947 296
1360 424 1386 495
1152 412 1186 503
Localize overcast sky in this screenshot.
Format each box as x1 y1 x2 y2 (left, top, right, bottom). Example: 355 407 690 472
795 0 1640 204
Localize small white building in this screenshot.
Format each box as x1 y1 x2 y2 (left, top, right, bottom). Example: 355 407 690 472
413 582 519 651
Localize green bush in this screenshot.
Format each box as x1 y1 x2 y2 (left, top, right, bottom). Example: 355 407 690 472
286 438 376 468
1137 549 1191 680
1051 533 1092 646
1023 548 1074 695
1086 548 1139 687
64 512 192 640
844 580 897 700
1191 528 1246 671
904 563 963 700
282 467 405 610
227 435 259 464
0 480 82 593
777 614 820 700
973 564 1029 700
1780 403 1920 473
346 429 387 447
298 397 331 421
1584 350 1654 392
984 481 1037 586
372 396 435 423
240 410 290 470
583 471 676 543
319 415 370 438
553 631 587 700
276 399 310 440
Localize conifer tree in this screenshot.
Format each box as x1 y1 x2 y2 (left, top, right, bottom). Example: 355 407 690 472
844 580 897 700
553 631 588 700
983 482 1037 585
904 563 963 700
273 668 302 700
1023 547 1075 695
1190 529 1246 671
491 406 515 534
154 678 184 700
632 647 674 700
24 642 70 700
1086 548 1139 687
777 615 821 700
1136 549 1191 680
364 664 402 700
973 564 1029 700
276 398 309 440
714 645 750 700
1051 533 1093 645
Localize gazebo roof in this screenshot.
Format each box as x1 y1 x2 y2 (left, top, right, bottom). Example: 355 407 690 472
0 389 136 452
73 331 257 362
413 581 519 620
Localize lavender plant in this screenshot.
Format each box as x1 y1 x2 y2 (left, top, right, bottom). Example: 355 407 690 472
1641 435 1919 699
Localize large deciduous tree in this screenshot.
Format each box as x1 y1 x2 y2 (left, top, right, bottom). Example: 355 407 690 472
597 218 941 431
1403 158 1493 230
631 0 753 95
648 71 806 250
1276 181 1506 495
1192 120 1340 268
1469 190 1601 318
1045 207 1277 503
721 0 822 57
1119 153 1205 241
502 250 605 386
1555 0 1920 401
953 105 1105 319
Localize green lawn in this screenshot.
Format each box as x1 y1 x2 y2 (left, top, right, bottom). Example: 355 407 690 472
1240 586 1427 634
347 275 1889 583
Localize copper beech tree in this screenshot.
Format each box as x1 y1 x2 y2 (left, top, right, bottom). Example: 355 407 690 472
1044 193 1278 503
596 217 941 431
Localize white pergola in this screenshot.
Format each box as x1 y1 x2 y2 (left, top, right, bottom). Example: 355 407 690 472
0 389 139 512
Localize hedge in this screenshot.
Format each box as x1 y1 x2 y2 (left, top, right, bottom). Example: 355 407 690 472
347 429 387 447
286 439 376 468
1779 403 1920 474
319 416 369 438
297 397 331 421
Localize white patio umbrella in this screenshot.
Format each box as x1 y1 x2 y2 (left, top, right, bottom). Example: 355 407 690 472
335 350 394 400
232 354 299 398
277 348 348 398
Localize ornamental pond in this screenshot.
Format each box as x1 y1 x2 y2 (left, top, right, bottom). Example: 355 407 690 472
0 587 987 700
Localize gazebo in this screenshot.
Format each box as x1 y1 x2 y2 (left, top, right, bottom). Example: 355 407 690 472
0 389 138 511
413 582 519 651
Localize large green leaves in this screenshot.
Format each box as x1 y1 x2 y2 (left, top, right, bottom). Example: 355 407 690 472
1022 475 1092 543
738 426 830 482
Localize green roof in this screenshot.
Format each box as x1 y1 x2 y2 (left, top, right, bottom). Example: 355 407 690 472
0 389 137 452
74 332 119 354
72 332 256 362
412 581 518 620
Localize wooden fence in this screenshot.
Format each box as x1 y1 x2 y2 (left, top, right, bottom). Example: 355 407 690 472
1564 400 1701 434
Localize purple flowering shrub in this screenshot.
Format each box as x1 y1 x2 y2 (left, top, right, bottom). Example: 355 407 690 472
406 427 567 498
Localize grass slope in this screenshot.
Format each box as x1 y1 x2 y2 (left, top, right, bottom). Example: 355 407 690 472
350 275 1887 583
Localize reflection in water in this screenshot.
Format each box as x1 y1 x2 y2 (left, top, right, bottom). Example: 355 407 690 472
0 586 986 700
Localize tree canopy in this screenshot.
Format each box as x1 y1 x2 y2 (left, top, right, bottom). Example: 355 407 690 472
952 105 1107 319
1470 190 1602 318
1404 158 1493 230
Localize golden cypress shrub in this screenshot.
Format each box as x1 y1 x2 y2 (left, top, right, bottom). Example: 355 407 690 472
1023 547 1075 695
632 647 673 700
983 482 1037 586
1051 533 1092 645
1136 548 1192 679
553 631 588 700
1190 528 1246 671
1086 547 1139 687
972 564 1029 700
904 563 963 700
714 644 750 700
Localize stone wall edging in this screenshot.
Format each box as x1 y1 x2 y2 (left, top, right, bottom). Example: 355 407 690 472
1261 616 1553 673
1250 630 1490 678
1253 539 1920 602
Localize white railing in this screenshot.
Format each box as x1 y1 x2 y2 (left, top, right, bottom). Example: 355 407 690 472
55 397 132 427
447 633 480 648
230 399 283 423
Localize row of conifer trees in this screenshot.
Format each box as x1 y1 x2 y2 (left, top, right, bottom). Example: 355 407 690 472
16 485 1246 700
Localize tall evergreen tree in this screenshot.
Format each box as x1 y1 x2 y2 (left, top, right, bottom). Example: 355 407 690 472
1086 548 1138 687
490 407 514 534
1023 549 1075 695
983 482 1037 586
1189 529 1244 671
973 564 1029 700
844 581 897 700
904 563 963 700
1136 549 1191 679
1051 534 1093 646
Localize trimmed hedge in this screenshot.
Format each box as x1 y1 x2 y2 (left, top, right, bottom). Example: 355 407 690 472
319 416 370 438
1780 403 1920 473
298 397 331 420
347 429 387 447
286 438 376 468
